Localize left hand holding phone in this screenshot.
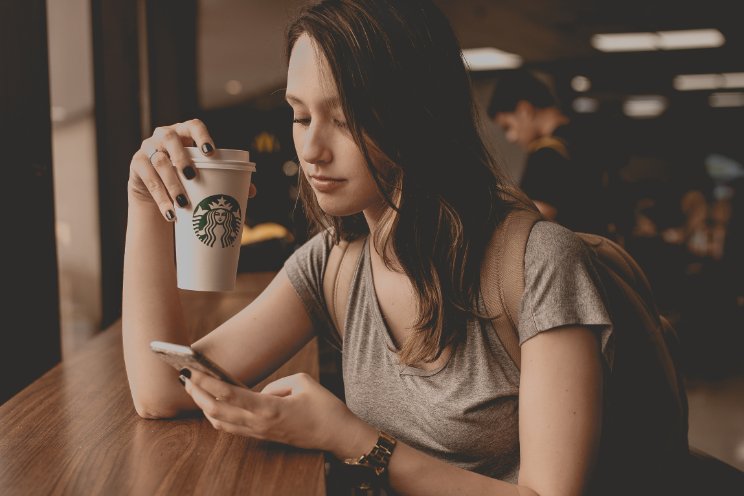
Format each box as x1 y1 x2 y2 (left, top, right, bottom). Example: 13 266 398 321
182 369 375 459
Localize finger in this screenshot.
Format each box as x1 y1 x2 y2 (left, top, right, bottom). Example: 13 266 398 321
152 127 198 182
261 377 297 397
188 368 240 402
130 150 178 221
261 384 292 397
203 411 258 438
143 137 191 210
188 369 267 412
183 376 260 427
260 373 309 397
248 183 257 199
174 119 216 156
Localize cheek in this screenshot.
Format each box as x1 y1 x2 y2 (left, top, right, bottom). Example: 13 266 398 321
292 127 304 156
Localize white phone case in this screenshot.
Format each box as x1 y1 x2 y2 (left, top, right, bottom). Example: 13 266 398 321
150 341 246 387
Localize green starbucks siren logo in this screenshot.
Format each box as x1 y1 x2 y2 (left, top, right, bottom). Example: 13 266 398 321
192 194 242 248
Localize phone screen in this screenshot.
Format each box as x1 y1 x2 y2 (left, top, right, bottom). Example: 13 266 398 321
150 341 246 387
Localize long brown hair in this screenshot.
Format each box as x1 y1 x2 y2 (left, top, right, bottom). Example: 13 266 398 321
287 0 520 364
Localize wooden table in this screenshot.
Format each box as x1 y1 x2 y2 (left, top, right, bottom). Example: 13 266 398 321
0 273 326 495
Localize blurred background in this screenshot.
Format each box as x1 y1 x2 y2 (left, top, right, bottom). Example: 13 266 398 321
3 0 742 472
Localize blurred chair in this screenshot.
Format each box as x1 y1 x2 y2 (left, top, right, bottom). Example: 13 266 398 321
237 223 295 273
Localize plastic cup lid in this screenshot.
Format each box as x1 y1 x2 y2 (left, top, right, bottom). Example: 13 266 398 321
184 147 256 171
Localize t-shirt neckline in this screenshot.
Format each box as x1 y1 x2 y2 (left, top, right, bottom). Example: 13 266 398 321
362 238 453 377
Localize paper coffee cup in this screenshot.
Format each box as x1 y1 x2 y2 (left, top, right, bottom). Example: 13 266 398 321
174 147 256 291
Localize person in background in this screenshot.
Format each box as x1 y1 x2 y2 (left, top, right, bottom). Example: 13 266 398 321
487 69 608 235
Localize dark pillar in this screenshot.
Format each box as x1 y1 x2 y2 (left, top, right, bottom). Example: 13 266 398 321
91 0 198 329
0 0 61 403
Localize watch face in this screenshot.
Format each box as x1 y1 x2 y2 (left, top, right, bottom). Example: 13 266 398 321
341 432 396 484
337 462 378 490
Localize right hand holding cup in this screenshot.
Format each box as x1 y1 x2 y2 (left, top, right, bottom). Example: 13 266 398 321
128 119 215 221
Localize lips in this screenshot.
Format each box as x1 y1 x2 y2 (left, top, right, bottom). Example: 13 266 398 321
308 175 346 192
309 175 344 181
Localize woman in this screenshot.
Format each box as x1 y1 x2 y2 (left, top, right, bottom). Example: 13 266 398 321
123 1 612 494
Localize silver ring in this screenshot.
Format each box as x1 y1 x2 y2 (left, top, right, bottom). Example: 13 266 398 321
148 149 165 162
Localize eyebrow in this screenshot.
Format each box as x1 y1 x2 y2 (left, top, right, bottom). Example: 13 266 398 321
285 93 341 109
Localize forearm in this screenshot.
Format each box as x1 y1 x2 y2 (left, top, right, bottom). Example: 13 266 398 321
338 421 537 496
122 197 194 417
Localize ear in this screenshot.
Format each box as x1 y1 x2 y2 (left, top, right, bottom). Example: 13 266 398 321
515 100 536 118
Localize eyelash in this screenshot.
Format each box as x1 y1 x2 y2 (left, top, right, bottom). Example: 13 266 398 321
292 117 348 129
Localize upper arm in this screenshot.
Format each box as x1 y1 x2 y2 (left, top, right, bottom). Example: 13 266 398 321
517 325 604 496
191 268 316 388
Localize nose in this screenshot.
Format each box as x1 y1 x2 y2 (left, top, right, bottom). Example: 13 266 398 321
300 121 332 166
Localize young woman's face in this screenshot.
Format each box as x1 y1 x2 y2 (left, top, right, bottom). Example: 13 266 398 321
286 34 384 218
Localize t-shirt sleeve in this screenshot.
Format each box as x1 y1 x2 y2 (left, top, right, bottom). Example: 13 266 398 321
517 221 615 369
283 231 337 338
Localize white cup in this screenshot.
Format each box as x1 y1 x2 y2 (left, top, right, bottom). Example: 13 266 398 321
174 147 256 291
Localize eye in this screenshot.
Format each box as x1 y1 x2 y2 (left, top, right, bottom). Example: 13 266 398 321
292 117 310 126
333 118 348 129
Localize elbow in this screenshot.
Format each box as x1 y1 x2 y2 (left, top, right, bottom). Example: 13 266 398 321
131 394 183 420
133 401 177 420
134 404 170 420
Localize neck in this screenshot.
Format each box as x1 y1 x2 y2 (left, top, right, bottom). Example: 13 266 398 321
362 202 385 235
363 202 404 272
537 107 569 137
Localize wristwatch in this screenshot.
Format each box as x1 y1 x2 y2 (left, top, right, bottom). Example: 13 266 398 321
343 431 398 477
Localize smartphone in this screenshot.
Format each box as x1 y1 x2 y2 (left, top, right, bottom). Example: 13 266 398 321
150 340 246 388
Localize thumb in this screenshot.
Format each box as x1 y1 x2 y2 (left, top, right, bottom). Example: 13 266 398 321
261 376 295 397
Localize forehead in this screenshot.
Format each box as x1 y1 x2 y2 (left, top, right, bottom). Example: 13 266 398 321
286 34 338 105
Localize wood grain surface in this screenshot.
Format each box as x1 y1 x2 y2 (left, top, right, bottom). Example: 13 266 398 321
0 273 325 495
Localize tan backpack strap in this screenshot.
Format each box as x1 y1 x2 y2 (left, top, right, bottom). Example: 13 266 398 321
322 237 366 341
481 209 543 370
527 136 570 160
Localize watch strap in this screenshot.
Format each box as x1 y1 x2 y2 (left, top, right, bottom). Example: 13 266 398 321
345 431 397 477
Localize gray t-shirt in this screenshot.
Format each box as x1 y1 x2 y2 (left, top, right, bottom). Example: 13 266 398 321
284 221 614 482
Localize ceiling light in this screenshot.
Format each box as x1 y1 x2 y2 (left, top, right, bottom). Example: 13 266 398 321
572 97 598 113
225 80 243 95
674 72 744 91
591 33 657 52
722 73 744 88
282 160 299 176
592 29 725 52
571 75 591 92
709 92 744 108
674 74 723 91
623 95 668 118
657 29 725 50
462 48 522 71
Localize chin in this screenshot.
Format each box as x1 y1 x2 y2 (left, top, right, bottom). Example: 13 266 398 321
313 193 367 218
317 200 362 217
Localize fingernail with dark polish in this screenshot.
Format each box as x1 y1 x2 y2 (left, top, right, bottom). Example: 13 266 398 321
178 375 186 386
201 143 213 154
179 368 191 379
165 209 175 221
183 166 196 180
176 194 188 207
